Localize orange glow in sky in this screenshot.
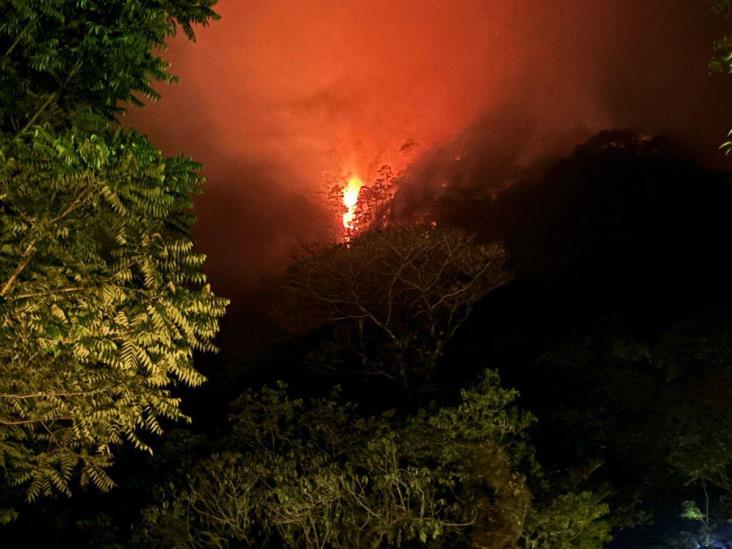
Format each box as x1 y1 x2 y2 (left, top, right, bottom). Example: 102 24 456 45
123 0 732 301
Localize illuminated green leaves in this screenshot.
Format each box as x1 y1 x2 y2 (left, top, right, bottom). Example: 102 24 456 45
140 371 537 547
0 0 219 132
0 124 227 498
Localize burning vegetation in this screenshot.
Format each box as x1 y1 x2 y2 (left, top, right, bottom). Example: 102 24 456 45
332 166 399 240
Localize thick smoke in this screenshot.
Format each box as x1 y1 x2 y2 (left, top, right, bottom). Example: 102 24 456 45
126 0 732 306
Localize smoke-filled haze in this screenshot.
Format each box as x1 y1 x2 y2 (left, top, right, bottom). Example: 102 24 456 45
126 0 732 305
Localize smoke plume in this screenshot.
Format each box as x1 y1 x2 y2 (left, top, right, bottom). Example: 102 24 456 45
126 0 732 305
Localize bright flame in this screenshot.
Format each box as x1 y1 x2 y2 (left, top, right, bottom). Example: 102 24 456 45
342 176 363 230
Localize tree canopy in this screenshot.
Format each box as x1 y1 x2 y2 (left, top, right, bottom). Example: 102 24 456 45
278 226 509 393
0 0 218 132
137 372 611 548
0 0 225 499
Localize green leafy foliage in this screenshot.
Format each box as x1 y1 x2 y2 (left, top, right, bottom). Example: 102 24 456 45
535 314 732 547
521 492 612 549
0 0 219 133
712 1 732 75
0 124 226 498
137 372 611 548
681 499 706 522
0 0 225 499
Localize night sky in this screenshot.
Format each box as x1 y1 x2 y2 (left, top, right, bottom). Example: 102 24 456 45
126 0 732 307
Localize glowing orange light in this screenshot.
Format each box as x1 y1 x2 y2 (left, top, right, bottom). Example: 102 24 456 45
342 176 363 230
